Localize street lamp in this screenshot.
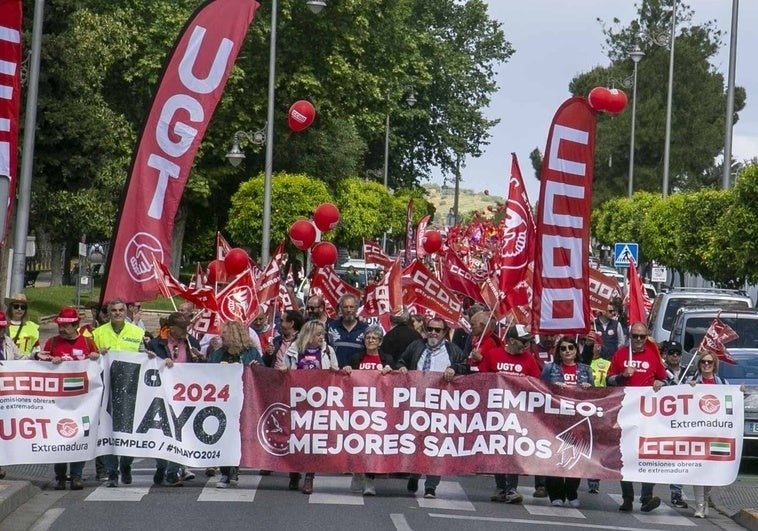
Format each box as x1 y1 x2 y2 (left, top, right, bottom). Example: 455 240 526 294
225 0 324 265
627 43 644 198
661 0 677 197
225 127 266 167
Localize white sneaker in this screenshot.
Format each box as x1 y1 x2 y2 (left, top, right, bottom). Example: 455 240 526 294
362 477 376 496
567 499 580 508
216 475 230 489
551 499 564 507
350 473 364 493
180 469 196 481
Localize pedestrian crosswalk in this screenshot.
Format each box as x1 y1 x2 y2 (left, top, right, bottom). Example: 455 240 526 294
79 470 699 526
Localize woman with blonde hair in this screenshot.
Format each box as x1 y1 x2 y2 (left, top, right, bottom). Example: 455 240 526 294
281 320 338 493
209 320 262 489
686 351 729 518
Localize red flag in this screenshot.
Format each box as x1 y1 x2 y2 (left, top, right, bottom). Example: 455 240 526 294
190 308 221 337
497 154 536 301
441 249 485 304
310 266 361 316
151 255 173 299
277 283 297 312
698 317 739 365
216 232 233 260
153 259 218 311
256 242 285 305
626 260 647 325
402 260 464 331
532 98 597 334
404 199 414 265
216 269 259 326
362 239 394 269
189 262 206 289
0 0 22 244
100 0 259 303
588 268 622 314
415 215 431 259
360 259 402 317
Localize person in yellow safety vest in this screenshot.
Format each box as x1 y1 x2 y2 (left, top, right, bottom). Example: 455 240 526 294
6 293 40 357
93 298 147 489
93 298 146 354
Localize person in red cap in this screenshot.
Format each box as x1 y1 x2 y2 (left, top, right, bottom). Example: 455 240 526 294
37 307 100 363
36 307 100 491
0 310 25 480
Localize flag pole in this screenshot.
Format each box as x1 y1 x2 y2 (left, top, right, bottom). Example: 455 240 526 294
474 304 498 352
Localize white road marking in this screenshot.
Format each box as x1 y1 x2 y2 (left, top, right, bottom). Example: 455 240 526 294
198 475 261 502
85 476 152 502
523 503 586 518
29 508 65 531
390 513 413 531
428 513 679 530
608 494 696 527
308 476 365 505
416 480 475 511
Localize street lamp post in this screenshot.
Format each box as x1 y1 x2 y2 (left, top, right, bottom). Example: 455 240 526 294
661 0 677 198
627 43 644 198
227 0 324 265
381 87 416 252
722 0 739 189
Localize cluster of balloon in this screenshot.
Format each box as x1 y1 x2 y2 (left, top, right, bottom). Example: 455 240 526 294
422 230 443 254
288 100 316 132
588 87 628 114
287 202 342 267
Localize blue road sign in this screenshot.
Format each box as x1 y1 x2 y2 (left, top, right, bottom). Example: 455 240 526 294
614 242 639 268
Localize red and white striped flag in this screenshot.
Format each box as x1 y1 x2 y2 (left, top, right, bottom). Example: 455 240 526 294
698 317 739 365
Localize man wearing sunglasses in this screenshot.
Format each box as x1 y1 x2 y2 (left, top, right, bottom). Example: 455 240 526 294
607 322 667 513
391 317 469 499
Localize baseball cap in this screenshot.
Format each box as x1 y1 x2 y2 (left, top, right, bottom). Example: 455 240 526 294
506 324 534 342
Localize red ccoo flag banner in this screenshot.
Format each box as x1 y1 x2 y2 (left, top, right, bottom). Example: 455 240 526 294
532 97 597 334
101 0 259 303
0 0 22 244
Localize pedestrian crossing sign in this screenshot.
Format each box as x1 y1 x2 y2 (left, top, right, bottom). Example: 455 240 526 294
614 242 638 267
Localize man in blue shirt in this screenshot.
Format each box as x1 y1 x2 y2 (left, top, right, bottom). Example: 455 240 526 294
326 294 367 367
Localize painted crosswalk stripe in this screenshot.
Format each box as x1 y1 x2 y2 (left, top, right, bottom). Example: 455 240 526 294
198 475 261 502
308 476 364 505
85 476 152 502
416 480 475 511
523 501 585 519
608 494 696 527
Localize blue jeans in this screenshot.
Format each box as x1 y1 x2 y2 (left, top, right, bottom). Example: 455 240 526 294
494 473 519 492
103 455 133 479
620 481 655 502
54 461 84 480
155 459 181 482
670 484 682 496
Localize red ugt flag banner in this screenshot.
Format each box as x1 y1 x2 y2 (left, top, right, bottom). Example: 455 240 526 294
698 317 739 365
532 98 597 334
101 0 259 303
0 0 22 244
626 260 647 326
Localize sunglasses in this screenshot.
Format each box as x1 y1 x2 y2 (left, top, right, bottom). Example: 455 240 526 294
631 334 647 340
427 326 444 333
559 345 576 352
699 360 714 366
667 351 682 356
11 304 26 310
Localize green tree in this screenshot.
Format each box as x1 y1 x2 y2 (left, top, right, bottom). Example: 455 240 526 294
572 0 745 203
226 172 333 260
333 178 393 250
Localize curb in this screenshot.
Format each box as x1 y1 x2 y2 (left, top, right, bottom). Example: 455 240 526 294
734 509 758 531
0 481 40 522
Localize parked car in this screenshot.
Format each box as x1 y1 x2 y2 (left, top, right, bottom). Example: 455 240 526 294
335 259 383 288
669 307 758 456
647 287 754 344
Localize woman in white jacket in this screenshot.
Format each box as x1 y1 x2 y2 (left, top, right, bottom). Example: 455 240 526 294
280 320 338 493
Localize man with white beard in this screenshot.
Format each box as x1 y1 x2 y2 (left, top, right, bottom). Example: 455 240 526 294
389 317 469 499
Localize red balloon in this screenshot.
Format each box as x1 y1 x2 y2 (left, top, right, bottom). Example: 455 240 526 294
207 259 227 284
288 100 316 132
606 88 628 114
313 203 340 232
311 242 338 268
288 219 317 251
422 230 443 254
224 248 250 276
588 86 612 112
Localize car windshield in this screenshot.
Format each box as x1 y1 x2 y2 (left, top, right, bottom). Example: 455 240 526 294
664 298 750 331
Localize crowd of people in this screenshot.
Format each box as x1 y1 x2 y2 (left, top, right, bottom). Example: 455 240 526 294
0 291 736 520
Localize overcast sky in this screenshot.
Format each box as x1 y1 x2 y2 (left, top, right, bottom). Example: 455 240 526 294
434 1 758 204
